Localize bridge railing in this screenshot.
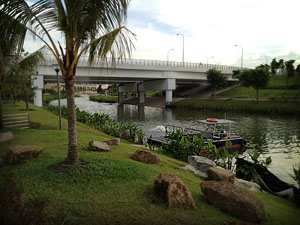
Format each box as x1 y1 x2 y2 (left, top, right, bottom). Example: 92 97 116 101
44 55 241 71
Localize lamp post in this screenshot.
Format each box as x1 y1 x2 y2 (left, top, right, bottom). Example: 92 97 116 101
176 33 184 64
167 48 174 65
234 44 243 68
261 54 268 64
206 56 214 64
53 65 62 131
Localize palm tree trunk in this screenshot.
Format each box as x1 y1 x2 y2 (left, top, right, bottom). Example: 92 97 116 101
65 78 78 164
0 85 3 130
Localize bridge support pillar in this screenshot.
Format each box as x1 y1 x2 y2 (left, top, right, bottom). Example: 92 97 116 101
33 89 43 107
138 91 145 104
138 82 145 104
165 90 173 104
118 92 124 103
31 75 44 107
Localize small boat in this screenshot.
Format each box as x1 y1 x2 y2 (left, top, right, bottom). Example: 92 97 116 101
147 118 245 152
236 158 300 205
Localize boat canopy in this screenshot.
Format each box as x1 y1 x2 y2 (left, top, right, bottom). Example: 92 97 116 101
196 119 236 125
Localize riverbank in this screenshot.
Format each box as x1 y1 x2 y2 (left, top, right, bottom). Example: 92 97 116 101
169 98 300 115
1 102 299 225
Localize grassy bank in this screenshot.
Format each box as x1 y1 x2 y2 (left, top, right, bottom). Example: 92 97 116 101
43 93 67 105
169 99 300 115
1 102 300 225
217 75 300 100
89 95 118 103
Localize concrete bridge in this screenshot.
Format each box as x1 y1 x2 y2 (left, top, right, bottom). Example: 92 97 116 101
32 55 240 106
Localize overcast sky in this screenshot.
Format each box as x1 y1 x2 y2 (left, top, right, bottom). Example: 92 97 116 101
24 0 300 68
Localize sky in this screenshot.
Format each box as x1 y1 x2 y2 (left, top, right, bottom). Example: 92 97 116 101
24 0 300 68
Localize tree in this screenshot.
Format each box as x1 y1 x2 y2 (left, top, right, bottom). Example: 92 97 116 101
285 60 295 77
270 58 279 74
4 50 45 110
296 64 300 76
239 65 270 102
206 69 228 93
1 0 134 164
278 59 285 74
0 10 27 129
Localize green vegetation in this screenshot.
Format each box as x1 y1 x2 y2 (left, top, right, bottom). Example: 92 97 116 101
1 102 299 224
217 74 300 100
43 93 67 105
89 95 118 103
291 164 300 185
48 105 144 144
170 98 300 115
238 65 270 102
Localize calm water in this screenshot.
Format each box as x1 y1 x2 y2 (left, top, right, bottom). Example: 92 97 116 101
52 96 300 185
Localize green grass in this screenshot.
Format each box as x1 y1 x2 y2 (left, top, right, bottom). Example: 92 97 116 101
43 93 67 105
89 95 118 103
217 75 300 100
1 102 300 225
217 86 300 100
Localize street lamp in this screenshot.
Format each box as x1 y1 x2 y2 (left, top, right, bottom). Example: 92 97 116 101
167 48 174 65
53 64 62 131
206 56 214 64
260 54 268 64
234 44 243 68
176 33 184 64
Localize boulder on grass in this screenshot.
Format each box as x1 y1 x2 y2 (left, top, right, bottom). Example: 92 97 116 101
207 167 235 184
234 178 262 192
89 141 110 152
132 149 160 164
188 156 216 173
0 132 14 143
103 138 120 146
201 181 265 223
153 173 195 209
6 146 43 164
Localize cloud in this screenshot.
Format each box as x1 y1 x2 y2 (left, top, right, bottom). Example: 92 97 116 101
23 0 300 68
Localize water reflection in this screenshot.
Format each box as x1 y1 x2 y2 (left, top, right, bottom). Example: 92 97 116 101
51 96 300 184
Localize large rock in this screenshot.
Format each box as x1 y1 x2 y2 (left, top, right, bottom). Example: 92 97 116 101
6 146 43 164
0 132 14 143
153 173 195 209
234 178 262 192
132 149 160 164
89 141 110 152
207 167 235 184
103 138 120 146
201 181 265 223
188 156 216 173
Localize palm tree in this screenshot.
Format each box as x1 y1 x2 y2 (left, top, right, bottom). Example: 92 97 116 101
1 0 134 164
0 10 27 129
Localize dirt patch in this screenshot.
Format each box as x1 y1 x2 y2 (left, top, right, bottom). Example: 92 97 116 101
51 159 89 173
30 122 41 129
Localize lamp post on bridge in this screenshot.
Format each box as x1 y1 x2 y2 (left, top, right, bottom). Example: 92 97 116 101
167 48 174 65
53 64 62 131
234 44 243 68
260 54 268 64
206 56 214 64
176 33 184 65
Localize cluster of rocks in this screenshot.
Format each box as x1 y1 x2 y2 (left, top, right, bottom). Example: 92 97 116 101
88 138 120 151
183 155 265 223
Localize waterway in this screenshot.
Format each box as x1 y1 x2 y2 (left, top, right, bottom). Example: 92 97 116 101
51 96 300 185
